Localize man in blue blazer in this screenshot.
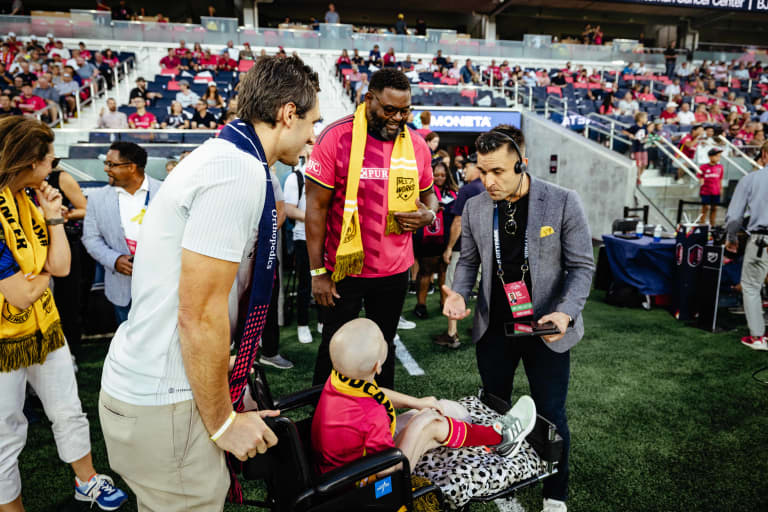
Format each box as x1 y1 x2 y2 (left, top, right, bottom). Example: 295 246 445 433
443 125 594 512
82 142 161 324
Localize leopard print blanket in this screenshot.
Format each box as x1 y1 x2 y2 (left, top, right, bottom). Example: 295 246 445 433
412 396 545 510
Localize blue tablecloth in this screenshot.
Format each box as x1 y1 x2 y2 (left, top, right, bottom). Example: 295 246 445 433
602 235 676 295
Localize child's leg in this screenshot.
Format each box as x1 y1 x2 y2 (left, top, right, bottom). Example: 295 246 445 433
710 204 718 226
395 409 448 468
701 204 709 223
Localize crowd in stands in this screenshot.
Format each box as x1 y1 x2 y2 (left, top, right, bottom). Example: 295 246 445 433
0 32 130 125
96 40 281 130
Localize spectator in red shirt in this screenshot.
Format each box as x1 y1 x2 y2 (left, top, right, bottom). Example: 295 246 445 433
16 83 46 116
198 49 219 71
382 48 396 68
336 49 351 68
174 39 188 57
128 97 157 129
159 48 180 70
0 43 15 69
638 85 656 102
77 42 92 60
598 93 616 115
697 148 723 225
660 102 678 124
216 54 237 72
676 123 703 181
192 42 204 60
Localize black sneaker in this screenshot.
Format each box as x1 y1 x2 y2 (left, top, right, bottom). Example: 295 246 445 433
257 354 294 370
433 332 460 349
413 304 428 319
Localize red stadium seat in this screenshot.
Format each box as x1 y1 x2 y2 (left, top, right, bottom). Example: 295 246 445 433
238 60 255 72
573 82 588 89
694 95 708 103
546 86 562 97
167 80 181 91
160 67 178 76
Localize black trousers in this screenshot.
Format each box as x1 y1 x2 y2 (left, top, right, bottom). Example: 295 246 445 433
52 234 87 358
312 271 408 389
294 240 311 326
260 262 281 358
476 329 571 502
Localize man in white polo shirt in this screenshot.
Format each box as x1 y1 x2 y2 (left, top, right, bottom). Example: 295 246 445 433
98 56 321 511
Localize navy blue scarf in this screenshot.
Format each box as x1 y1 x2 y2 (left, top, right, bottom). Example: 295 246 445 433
217 119 278 502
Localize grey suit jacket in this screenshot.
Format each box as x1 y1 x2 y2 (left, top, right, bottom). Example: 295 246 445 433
82 177 162 307
452 176 594 353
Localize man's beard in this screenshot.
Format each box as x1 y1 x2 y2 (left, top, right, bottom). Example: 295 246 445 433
367 112 404 141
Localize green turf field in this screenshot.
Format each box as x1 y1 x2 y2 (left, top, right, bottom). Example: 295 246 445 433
18 289 768 512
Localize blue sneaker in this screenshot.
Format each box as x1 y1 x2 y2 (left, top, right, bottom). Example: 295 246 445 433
74 474 128 511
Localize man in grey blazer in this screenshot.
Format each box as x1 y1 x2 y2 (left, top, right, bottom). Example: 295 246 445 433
82 142 161 324
443 125 593 512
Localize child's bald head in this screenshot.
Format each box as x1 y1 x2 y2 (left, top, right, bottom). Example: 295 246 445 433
329 318 387 380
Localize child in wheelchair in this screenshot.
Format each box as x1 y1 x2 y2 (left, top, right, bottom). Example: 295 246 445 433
311 318 536 475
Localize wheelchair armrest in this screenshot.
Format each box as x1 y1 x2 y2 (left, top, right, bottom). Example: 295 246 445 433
273 385 323 413
315 448 408 495
527 415 564 463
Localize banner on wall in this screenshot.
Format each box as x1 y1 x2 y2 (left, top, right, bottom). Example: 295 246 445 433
603 0 768 12
411 110 522 133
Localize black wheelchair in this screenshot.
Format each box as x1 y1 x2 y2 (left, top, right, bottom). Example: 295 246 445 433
238 367 564 511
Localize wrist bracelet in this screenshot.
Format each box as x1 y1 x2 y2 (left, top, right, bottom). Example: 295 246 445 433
428 210 437 224
210 411 237 442
45 217 66 226
310 267 328 277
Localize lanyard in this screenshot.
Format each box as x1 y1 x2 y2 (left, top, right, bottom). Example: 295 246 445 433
493 202 528 284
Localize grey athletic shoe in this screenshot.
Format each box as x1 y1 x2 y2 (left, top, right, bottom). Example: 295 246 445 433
493 395 537 458
257 354 294 370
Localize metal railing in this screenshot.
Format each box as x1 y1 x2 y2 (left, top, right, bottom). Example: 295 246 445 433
653 136 699 181
718 135 761 171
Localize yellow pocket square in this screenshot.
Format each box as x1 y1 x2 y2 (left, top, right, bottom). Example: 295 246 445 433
540 226 555 238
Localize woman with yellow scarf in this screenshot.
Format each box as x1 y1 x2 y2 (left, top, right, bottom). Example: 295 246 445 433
0 117 126 512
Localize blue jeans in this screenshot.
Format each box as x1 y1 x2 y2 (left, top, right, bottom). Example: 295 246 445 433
113 303 131 325
476 329 571 502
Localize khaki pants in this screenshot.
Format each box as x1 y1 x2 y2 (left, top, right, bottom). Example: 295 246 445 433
98 391 230 512
742 236 768 338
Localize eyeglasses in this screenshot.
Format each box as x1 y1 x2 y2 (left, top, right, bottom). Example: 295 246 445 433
103 161 132 169
369 91 412 118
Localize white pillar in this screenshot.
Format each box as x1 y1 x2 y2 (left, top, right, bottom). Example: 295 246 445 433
244 0 259 28
483 15 496 41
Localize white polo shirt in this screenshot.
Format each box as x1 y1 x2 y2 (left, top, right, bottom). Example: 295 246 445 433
101 137 268 406
283 168 306 241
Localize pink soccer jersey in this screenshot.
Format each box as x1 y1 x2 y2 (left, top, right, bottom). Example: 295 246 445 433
306 116 434 278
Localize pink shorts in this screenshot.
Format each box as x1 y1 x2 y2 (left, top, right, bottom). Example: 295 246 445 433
632 151 648 168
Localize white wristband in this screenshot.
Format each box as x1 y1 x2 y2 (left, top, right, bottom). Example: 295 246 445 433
428 209 437 224
210 411 236 442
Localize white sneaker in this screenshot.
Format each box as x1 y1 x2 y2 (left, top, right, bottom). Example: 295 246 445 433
297 325 313 344
398 316 416 330
541 498 567 512
317 322 323 334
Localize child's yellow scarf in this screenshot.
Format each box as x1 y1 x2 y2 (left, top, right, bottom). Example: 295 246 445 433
0 187 64 372
331 369 396 437
332 103 418 282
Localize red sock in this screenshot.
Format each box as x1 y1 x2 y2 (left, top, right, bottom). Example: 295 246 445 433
441 417 502 448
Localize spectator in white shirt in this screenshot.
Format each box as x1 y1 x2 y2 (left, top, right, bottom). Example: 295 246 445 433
663 78 681 99
618 92 639 116
733 62 750 80
175 80 199 108
47 41 71 60
677 102 696 125
97 97 129 129
675 61 692 79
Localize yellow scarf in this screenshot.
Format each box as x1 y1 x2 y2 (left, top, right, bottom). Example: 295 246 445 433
0 187 64 372
333 103 419 282
331 369 396 437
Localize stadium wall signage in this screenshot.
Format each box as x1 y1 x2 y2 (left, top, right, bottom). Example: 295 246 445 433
410 110 522 133
607 0 768 12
